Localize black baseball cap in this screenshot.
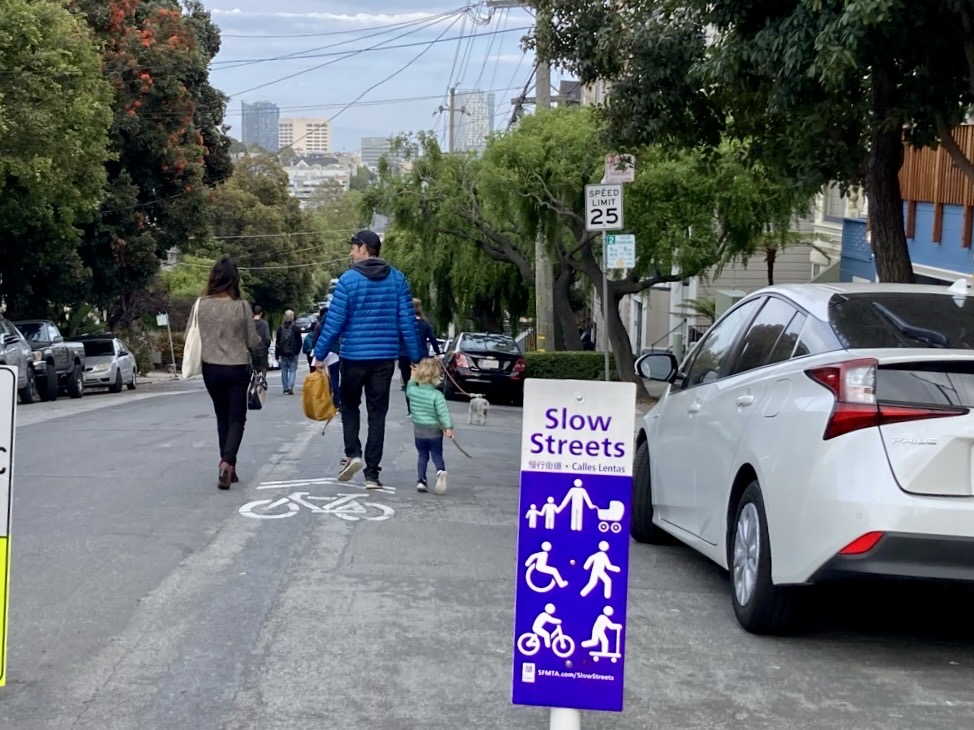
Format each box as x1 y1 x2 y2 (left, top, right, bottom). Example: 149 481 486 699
350 230 381 251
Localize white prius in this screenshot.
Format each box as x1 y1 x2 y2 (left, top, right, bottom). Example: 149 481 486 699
635 282 974 634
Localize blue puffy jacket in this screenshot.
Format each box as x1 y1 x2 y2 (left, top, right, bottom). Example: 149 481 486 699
313 258 422 362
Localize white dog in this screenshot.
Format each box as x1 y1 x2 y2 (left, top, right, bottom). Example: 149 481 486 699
467 394 490 426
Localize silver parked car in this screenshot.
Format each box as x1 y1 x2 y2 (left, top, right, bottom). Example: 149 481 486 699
0 316 38 404
79 336 137 393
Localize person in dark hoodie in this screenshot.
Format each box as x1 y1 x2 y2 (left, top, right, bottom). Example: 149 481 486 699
399 298 440 414
313 230 422 488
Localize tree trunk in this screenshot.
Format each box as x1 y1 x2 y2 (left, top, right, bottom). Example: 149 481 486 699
765 247 777 286
554 262 582 351
605 281 645 396
867 69 913 283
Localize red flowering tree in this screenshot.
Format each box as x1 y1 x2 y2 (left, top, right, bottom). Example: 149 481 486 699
73 0 231 326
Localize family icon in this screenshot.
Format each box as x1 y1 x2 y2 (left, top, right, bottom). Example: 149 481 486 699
524 479 625 532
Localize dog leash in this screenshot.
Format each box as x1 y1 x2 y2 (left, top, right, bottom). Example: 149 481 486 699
438 357 479 399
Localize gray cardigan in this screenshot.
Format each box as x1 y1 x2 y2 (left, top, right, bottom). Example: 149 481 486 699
195 296 260 366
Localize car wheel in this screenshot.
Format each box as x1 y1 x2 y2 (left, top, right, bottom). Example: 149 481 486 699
109 369 123 393
38 363 58 402
18 367 38 405
630 440 672 544
730 482 802 635
443 379 458 401
67 363 84 399
127 370 137 390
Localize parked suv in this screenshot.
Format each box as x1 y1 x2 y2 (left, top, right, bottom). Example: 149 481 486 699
13 320 86 401
0 316 38 404
79 335 137 393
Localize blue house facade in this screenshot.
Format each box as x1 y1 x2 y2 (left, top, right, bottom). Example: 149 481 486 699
839 205 974 285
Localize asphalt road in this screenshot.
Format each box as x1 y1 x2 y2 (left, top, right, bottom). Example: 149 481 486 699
0 371 972 729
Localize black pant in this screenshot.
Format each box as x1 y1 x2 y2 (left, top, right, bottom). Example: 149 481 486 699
398 355 412 412
203 363 250 467
340 359 395 480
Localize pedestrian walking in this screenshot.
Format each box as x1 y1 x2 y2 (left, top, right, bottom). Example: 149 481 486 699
313 229 422 488
406 358 454 494
276 310 303 395
308 306 342 407
194 257 260 489
252 305 271 375
398 298 440 414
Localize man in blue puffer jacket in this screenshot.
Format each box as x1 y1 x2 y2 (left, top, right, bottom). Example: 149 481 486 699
313 230 422 488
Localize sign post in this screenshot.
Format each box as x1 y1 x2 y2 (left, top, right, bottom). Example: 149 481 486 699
512 379 637 727
0 367 16 687
157 313 177 379
585 185 625 382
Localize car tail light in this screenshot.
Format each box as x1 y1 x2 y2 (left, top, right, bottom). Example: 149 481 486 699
838 531 885 555
806 358 967 439
454 353 470 369
512 357 526 378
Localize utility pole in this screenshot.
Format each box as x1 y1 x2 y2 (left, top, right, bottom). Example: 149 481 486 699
488 0 556 352
435 86 467 154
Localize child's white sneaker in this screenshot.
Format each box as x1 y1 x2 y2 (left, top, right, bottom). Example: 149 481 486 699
416 480 428 493
434 470 448 495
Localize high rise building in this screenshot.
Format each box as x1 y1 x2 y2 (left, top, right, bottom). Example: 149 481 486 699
361 137 393 171
451 90 495 153
241 101 280 152
279 118 332 154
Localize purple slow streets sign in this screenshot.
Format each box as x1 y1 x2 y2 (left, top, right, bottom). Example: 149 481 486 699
512 379 636 713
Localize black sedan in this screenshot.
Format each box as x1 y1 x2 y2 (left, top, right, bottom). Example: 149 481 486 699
442 332 525 405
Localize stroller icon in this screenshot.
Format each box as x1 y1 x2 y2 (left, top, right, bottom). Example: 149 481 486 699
597 500 625 533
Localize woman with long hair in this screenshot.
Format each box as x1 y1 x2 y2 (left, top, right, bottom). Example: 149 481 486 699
194 257 260 489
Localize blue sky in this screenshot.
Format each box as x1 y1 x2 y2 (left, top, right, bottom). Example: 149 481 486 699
206 1 555 151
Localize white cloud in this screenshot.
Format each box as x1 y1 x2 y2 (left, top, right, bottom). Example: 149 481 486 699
210 9 440 23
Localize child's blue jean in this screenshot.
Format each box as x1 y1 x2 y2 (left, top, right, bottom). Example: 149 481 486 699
416 436 445 483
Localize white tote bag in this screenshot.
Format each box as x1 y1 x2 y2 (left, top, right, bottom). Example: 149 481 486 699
181 298 203 379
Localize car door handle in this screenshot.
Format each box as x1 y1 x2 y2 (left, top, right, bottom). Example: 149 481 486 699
736 395 755 407
688 403 701 414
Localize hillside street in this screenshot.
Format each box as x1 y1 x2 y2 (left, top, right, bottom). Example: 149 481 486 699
0 373 972 729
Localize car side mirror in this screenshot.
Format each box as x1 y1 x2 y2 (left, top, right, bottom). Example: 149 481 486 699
118 350 128 356
52 335 64 343
636 352 679 382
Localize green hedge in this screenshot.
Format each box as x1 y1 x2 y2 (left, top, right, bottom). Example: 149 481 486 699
525 352 619 381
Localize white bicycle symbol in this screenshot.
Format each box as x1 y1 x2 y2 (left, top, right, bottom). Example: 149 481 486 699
239 492 395 521
517 626 575 659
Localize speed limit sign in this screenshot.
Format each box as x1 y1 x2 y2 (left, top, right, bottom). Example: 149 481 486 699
585 184 624 231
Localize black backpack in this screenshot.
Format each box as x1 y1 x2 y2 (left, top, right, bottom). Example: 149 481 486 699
278 323 299 357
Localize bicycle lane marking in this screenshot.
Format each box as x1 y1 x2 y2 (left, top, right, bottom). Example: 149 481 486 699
239 490 397 522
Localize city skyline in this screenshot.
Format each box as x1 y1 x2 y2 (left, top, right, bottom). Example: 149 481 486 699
207 3 561 151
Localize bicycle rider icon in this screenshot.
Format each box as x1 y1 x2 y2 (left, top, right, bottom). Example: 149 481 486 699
517 603 575 659
524 541 569 592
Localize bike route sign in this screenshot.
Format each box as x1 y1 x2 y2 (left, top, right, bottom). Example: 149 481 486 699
0 367 16 687
512 378 636 712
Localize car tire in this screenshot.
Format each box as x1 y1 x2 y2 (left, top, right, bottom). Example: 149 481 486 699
630 440 672 544
67 363 84 399
730 482 802 635
127 371 137 390
109 370 123 393
443 380 458 401
38 363 58 402
18 367 38 405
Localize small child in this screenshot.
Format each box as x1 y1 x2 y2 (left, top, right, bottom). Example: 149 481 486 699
406 358 454 494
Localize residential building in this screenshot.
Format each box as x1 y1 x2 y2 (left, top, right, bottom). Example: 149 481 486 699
279 118 332 154
451 90 495 153
283 154 354 207
241 101 280 152
361 137 393 172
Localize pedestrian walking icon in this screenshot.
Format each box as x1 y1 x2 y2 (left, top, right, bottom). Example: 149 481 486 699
581 541 620 599
525 542 569 593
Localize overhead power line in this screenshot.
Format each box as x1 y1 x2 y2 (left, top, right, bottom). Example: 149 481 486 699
220 7 474 39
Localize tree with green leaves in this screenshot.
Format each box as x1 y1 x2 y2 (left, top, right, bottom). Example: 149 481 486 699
0 0 112 317
202 157 320 318
73 0 231 326
532 1 974 284
371 108 809 393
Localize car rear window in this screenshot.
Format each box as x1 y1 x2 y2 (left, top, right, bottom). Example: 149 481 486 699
83 341 115 357
829 293 974 349
461 334 519 354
